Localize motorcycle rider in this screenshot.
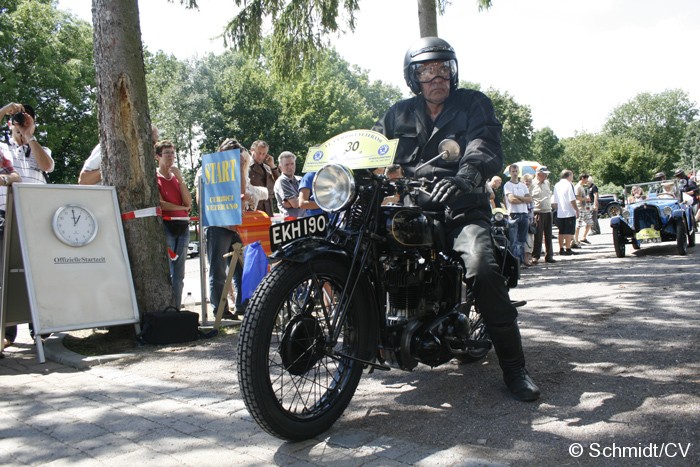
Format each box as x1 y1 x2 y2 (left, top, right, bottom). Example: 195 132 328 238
373 37 540 402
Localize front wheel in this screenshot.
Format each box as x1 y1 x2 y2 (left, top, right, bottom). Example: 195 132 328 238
606 203 622 218
237 258 370 441
612 225 626 258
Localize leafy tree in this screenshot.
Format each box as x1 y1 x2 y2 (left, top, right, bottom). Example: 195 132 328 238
531 127 564 174
603 89 698 165
0 0 97 183
679 120 700 173
483 88 533 163
560 132 606 181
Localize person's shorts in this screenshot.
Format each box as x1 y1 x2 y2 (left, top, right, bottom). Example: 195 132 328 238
556 216 576 235
577 207 593 227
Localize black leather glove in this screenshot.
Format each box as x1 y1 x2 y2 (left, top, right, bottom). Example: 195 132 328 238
430 164 483 204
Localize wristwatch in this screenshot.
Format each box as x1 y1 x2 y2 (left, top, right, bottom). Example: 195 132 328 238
26 136 37 143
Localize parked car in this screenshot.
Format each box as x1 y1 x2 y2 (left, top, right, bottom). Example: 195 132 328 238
610 180 696 257
598 193 624 218
187 241 200 258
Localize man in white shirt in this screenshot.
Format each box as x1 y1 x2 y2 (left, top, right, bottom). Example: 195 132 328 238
0 103 54 185
552 169 579 255
503 164 531 264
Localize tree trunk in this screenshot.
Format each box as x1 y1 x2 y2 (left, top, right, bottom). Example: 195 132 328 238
92 0 172 325
417 0 438 37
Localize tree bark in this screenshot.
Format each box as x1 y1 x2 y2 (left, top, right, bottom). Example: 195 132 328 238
92 0 172 323
418 0 438 37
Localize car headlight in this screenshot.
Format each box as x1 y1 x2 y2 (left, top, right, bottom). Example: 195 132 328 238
313 164 356 213
622 209 630 220
663 206 672 216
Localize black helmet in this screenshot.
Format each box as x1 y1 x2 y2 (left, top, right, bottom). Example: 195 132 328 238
403 37 458 95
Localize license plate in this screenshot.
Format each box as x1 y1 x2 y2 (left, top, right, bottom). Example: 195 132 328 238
635 227 660 241
269 213 328 251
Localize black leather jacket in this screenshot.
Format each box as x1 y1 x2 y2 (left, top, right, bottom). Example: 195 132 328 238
372 88 503 224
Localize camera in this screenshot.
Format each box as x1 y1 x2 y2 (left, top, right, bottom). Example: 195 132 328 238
11 112 27 126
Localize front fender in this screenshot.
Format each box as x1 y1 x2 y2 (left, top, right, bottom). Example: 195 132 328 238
610 216 634 236
269 236 349 264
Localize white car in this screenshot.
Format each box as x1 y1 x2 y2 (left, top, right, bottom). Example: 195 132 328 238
187 241 200 257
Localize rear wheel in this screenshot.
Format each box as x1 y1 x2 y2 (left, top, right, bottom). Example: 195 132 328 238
606 203 622 218
237 258 370 440
677 221 688 255
612 225 626 258
688 217 696 247
456 304 491 364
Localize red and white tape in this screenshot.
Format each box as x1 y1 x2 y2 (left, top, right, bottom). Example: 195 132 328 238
121 206 162 220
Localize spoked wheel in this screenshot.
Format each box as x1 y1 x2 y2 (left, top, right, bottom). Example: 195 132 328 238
456 304 491 364
612 225 626 258
237 258 370 441
677 221 688 255
606 204 622 218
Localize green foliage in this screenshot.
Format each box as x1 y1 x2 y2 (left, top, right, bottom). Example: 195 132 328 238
679 120 700 172
531 127 564 174
603 89 698 164
0 0 96 184
483 88 534 163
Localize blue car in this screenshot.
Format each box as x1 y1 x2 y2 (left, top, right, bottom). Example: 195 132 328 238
610 180 696 257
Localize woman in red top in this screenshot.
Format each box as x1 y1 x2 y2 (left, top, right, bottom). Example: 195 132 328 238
156 141 192 309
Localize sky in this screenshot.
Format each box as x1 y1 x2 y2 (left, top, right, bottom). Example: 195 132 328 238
57 0 700 138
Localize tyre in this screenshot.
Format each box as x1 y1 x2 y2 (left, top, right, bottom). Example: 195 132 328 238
606 203 622 218
456 303 491 364
237 258 370 440
631 235 641 250
688 217 696 247
676 221 688 255
612 225 625 258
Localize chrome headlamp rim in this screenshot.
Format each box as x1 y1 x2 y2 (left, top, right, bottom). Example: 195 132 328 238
312 163 356 213
663 206 673 216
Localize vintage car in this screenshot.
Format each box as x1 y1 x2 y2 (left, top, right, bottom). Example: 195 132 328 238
598 193 624 217
610 180 696 257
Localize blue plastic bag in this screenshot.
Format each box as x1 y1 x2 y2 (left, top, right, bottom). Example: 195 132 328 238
241 241 269 301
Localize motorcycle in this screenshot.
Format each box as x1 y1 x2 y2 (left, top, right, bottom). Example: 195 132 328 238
236 139 520 440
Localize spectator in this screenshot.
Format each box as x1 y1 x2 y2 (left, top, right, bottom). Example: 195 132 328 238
248 140 280 215
298 171 323 217
0 103 53 184
521 173 535 266
79 125 159 185
552 169 579 255
589 175 600 235
196 138 247 319
489 175 504 209
530 166 555 263
0 146 22 354
503 164 531 265
156 141 191 310
674 169 699 206
273 152 305 218
573 173 593 247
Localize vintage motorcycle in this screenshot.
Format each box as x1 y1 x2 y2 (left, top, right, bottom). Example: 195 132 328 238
236 139 520 441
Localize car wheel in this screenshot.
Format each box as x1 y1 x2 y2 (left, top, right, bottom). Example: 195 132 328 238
689 217 696 247
612 225 625 258
606 203 621 218
676 220 688 255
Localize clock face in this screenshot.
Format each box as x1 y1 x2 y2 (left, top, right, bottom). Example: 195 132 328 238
52 205 98 247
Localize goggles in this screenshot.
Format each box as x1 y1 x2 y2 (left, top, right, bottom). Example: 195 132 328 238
414 60 456 83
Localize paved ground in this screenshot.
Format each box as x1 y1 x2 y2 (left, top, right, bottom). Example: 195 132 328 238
1 222 698 466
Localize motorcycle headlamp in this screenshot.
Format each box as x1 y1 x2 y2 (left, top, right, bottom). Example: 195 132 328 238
313 164 356 213
494 211 504 222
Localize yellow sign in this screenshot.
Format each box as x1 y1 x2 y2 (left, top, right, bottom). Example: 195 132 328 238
635 227 660 241
302 130 398 173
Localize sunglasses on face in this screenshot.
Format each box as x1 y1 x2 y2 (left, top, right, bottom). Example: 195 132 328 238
414 60 456 83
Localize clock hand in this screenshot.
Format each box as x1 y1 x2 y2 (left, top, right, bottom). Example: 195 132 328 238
72 209 77 225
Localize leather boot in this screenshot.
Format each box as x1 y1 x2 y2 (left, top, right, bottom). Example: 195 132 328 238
487 321 540 402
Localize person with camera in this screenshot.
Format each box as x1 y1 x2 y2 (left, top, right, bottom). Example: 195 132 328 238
372 37 539 402
1 103 54 185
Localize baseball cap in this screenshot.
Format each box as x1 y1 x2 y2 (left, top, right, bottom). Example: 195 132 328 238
674 169 685 177
536 166 550 174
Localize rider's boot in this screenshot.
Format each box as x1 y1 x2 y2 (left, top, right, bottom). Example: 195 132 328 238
487 321 540 402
